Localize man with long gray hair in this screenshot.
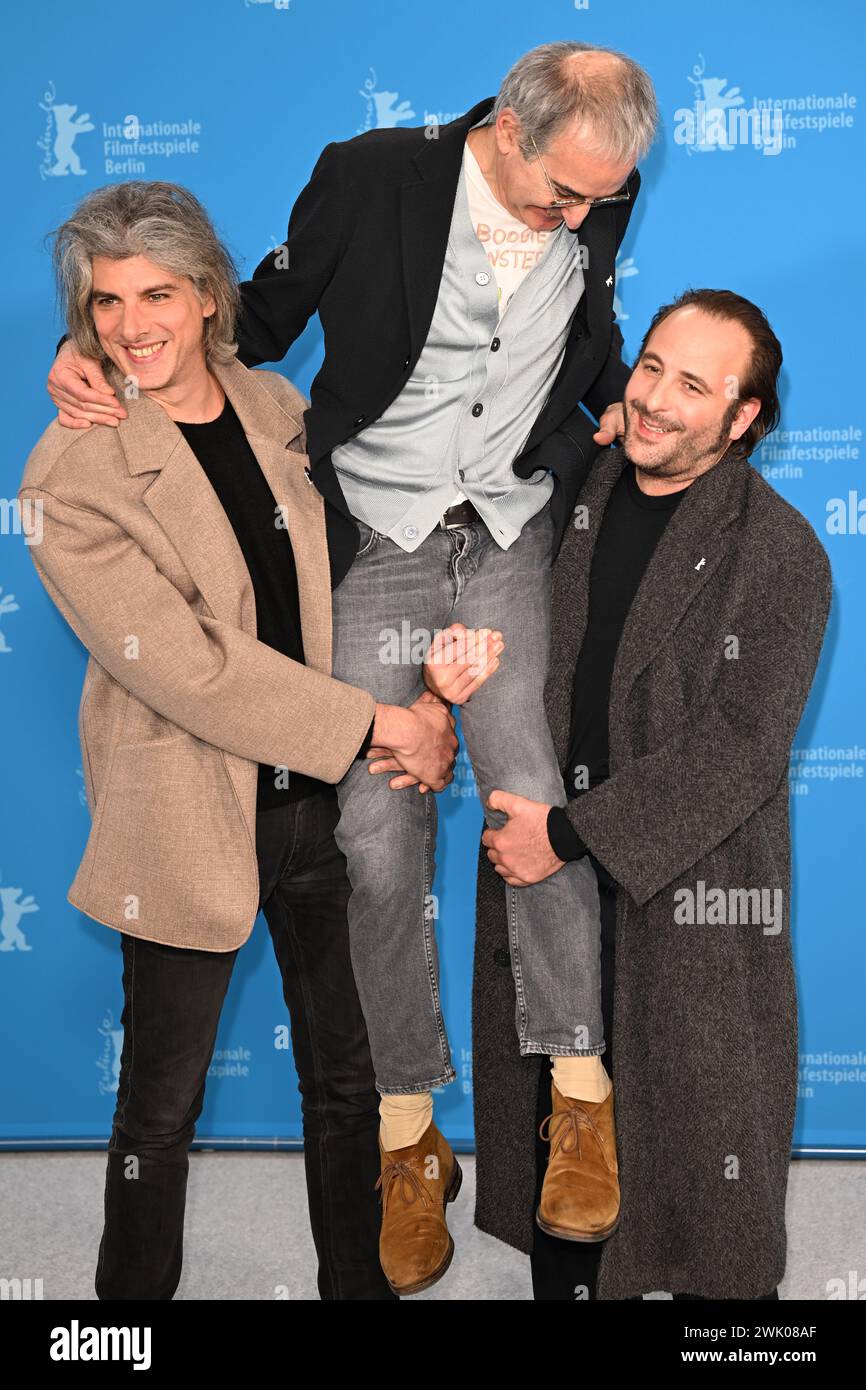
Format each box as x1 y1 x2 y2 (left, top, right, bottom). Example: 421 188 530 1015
46 42 658 1294
23 179 481 1299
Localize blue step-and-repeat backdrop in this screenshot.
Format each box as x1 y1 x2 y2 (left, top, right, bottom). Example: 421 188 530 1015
2 1 863 1152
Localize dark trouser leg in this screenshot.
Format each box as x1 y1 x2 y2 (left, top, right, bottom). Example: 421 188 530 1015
258 791 396 1301
95 933 237 1300
528 861 780 1302
530 857 616 1300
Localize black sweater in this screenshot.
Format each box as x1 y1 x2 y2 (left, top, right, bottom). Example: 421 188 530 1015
546 461 686 868
176 395 374 811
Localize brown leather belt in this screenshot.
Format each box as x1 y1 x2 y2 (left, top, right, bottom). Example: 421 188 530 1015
438 498 481 529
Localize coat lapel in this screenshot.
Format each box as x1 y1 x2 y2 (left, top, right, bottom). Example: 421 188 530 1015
547 446 751 771
546 447 627 768
400 95 496 357
565 204 617 350
116 359 332 674
608 449 749 745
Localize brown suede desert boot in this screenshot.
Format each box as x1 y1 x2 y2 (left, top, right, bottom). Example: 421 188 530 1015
536 1078 621 1241
375 1118 462 1295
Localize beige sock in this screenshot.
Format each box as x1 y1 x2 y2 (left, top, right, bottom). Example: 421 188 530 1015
551 1054 612 1104
379 1091 434 1151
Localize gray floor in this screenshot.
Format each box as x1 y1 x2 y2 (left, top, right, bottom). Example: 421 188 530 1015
2 1152 863 1300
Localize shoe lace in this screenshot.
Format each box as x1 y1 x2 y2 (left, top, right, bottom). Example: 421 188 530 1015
375 1158 434 1213
538 1102 612 1168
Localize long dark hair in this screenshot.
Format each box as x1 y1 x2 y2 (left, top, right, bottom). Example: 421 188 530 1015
636 288 782 459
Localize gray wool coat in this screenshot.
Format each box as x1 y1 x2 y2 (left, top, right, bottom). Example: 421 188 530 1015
472 444 833 1299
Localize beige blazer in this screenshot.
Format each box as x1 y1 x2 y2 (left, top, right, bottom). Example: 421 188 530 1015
19 357 376 951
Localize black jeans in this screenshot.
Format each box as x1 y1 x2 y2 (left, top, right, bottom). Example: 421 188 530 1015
529 856 780 1302
94 788 396 1301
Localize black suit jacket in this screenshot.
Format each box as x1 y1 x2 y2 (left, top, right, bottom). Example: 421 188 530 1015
236 95 641 588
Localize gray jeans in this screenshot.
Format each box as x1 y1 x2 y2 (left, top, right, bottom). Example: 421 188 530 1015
330 498 604 1094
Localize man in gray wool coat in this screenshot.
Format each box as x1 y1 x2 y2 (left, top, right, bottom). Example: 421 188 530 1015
472 287 832 1300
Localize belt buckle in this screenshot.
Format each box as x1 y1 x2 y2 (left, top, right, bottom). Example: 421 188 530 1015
441 500 476 530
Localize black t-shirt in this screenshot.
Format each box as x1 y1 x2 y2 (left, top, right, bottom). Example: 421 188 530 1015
175 395 374 812
547 461 687 864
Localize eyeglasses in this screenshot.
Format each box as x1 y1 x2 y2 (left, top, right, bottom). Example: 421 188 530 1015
529 134 632 209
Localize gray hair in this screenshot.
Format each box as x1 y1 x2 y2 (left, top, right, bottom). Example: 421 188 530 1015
492 41 659 166
48 181 240 369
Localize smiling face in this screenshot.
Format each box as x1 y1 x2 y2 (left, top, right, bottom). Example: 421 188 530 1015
89 254 215 399
623 305 763 488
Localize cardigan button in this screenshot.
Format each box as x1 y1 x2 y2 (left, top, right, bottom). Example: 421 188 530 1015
493 949 510 967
